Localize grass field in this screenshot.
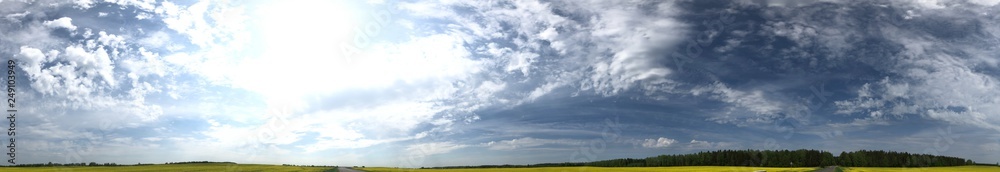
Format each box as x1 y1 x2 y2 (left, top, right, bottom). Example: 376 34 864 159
5 164 997 172
359 166 818 172
844 166 1000 172
0 163 336 172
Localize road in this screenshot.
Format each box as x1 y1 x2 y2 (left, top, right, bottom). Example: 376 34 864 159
815 166 838 172
337 167 365 172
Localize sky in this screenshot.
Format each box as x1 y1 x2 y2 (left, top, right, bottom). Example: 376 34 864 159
1 0 1000 167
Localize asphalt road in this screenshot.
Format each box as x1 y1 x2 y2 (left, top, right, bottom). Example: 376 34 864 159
338 167 365 172
815 166 838 172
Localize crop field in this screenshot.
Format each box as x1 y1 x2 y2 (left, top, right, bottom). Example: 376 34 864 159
0 163 336 172
359 166 818 172
844 166 1000 172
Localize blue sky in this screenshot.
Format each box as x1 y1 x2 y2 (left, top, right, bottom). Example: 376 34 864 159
2 0 1000 167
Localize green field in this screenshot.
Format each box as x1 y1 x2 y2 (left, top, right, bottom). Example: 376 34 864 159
5 164 998 172
360 166 818 172
844 166 1000 172
0 163 336 172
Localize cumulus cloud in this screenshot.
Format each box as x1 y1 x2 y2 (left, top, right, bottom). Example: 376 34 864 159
73 0 95 9
641 137 678 148
16 44 118 101
43 17 76 31
15 46 47 73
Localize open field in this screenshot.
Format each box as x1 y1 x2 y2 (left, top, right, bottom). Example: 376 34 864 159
0 163 336 172
844 166 1000 172
360 166 818 172
6 164 998 172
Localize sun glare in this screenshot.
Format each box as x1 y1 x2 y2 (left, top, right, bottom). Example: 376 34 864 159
237 0 364 101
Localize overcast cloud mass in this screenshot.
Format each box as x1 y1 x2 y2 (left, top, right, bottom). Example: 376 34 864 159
1 0 1000 167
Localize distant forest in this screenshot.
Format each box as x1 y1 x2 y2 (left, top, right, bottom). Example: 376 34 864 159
3 161 235 167
427 149 979 169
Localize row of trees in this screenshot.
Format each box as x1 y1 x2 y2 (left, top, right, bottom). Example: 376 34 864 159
587 149 837 167
587 149 974 167
282 164 338 167
426 162 585 169
6 161 236 167
6 162 135 167
428 149 976 169
838 150 971 167
164 161 236 164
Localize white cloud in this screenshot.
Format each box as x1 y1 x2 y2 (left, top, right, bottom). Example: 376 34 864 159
11 27 168 145
278 101 447 153
16 46 46 73
525 82 560 102
159 1 235 49
63 44 116 87
400 0 689 108
105 0 157 11
911 0 948 9
4 11 29 22
827 117 891 128
968 0 1000 6
138 31 170 48
302 138 398 152
43 17 77 31
483 137 584 150
8 21 63 48
691 82 807 127
563 1 685 96
406 142 469 156
538 26 558 41
73 0 95 9
688 139 735 149
96 31 127 48
505 51 539 75
641 137 677 148
835 46 1000 131
135 12 152 20
398 1 460 19
120 47 168 81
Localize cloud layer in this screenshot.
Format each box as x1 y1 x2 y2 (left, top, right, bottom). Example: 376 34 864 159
0 0 998 167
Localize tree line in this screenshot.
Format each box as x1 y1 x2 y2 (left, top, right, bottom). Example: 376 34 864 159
837 150 972 167
3 161 234 167
589 149 834 167
587 149 972 167
427 149 978 169
165 161 236 164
